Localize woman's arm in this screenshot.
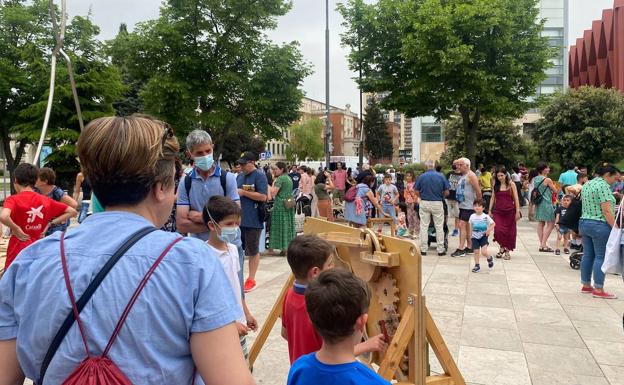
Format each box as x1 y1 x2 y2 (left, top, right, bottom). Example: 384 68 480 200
511 183 521 220
488 191 496 213
0 339 25 385
73 173 83 201
366 190 387 215
601 201 615 227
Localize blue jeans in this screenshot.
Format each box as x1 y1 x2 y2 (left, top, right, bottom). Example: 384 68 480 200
380 204 398 224
78 201 90 223
579 219 610 289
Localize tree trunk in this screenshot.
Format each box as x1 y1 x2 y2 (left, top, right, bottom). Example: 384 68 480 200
460 107 480 169
0 133 26 195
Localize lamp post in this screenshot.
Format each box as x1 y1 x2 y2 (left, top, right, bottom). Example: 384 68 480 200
324 0 331 169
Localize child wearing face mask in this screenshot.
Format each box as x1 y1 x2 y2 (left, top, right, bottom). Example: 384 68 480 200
203 195 257 359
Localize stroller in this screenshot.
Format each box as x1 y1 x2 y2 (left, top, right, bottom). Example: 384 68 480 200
427 201 449 253
558 195 582 270
569 241 583 270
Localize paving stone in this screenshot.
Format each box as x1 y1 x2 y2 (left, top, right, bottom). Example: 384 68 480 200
464 293 513 309
585 340 624 366
458 346 531 385
462 305 516 330
562 304 620 323
517 322 585 348
600 364 624 385
460 323 523 352
572 320 624 342
522 342 603 377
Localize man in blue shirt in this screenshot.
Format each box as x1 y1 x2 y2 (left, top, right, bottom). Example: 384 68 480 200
415 160 450 256
176 130 244 293
236 152 268 293
559 162 578 188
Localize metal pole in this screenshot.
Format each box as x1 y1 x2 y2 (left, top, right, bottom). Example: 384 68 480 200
358 20 364 168
324 0 331 169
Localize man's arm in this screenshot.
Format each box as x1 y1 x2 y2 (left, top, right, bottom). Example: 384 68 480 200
191 324 255 385
0 339 24 385
176 205 209 234
470 174 482 199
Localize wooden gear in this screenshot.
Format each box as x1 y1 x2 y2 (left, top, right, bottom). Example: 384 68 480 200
248 218 465 385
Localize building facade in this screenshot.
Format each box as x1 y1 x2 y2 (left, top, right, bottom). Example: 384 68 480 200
569 0 624 91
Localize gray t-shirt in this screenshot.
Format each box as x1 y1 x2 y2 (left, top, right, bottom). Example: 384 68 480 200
459 173 477 210
469 212 494 239
378 183 399 205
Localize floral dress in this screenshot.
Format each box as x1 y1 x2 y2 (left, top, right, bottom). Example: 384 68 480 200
269 174 295 251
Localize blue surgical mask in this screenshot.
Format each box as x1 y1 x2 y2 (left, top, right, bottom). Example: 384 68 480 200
194 154 214 171
218 226 239 244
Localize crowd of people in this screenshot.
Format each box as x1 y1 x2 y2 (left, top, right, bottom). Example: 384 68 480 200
0 114 620 384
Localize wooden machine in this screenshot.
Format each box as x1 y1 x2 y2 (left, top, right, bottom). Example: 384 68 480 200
248 218 465 385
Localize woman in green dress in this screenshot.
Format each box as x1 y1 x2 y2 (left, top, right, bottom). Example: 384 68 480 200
268 161 295 253
533 162 558 252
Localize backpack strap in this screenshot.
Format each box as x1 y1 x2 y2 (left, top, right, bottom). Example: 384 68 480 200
103 236 183 356
185 174 192 199
39 226 157 384
220 171 228 196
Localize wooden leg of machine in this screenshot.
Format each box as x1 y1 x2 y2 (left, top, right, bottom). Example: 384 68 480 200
378 300 415 380
247 274 294 368
425 306 465 385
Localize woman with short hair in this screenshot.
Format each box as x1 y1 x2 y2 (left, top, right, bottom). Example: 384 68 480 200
0 115 254 385
579 163 620 299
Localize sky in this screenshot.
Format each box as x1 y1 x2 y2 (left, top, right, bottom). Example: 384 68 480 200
66 0 615 111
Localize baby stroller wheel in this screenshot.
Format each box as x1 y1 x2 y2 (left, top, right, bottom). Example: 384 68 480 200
569 251 582 270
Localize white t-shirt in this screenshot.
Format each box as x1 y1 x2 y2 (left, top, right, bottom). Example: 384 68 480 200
205 242 245 324
469 213 494 239
511 172 521 183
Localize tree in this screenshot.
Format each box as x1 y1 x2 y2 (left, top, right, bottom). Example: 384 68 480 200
0 0 50 182
338 0 553 166
533 86 624 168
440 117 530 168
285 119 324 162
108 0 311 157
363 98 392 161
220 118 267 167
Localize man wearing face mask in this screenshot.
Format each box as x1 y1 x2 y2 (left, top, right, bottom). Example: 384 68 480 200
236 152 268 293
176 130 243 286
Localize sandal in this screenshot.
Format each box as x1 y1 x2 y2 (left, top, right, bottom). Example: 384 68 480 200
503 252 511 260
539 247 554 253
496 249 504 259
564 248 570 254
555 249 561 256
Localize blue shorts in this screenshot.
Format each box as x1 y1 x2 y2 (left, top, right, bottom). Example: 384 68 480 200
380 204 398 224
558 225 570 235
471 236 489 250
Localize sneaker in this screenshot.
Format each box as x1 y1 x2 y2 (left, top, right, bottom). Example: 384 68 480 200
451 249 466 258
592 290 618 299
437 252 446 257
464 247 474 255
564 248 570 254
451 229 459 237
487 257 494 268
555 249 561 256
472 265 481 273
581 286 594 294
421 252 427 256
244 278 257 293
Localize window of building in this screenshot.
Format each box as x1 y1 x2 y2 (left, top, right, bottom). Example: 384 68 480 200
394 113 402 124
421 124 443 143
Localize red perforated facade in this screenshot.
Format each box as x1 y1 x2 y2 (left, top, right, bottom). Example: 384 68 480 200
569 0 624 90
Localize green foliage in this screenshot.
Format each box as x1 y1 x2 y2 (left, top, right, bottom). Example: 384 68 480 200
220 119 267 166
440 117 528 168
285 119 324 162
533 86 624 168
363 98 392 160
108 0 311 157
338 0 553 165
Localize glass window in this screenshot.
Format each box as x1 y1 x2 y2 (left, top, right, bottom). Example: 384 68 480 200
421 124 443 143
394 113 402 123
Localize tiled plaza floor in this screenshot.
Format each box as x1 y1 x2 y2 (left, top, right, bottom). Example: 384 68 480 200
246 214 624 385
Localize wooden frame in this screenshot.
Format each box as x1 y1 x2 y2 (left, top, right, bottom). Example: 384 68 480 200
249 218 464 385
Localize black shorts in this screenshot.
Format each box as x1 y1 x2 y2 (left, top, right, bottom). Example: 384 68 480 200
459 208 475 222
471 236 489 250
241 227 262 257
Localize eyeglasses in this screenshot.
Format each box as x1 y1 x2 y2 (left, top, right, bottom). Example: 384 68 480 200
161 123 174 149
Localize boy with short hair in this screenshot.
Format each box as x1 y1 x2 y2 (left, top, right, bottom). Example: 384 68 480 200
282 234 386 364
468 199 495 273
376 174 399 233
555 195 573 255
287 269 391 385
0 163 76 269
203 195 257 358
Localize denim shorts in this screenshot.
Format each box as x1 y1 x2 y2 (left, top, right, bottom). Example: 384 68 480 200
558 225 570 235
471 236 489 250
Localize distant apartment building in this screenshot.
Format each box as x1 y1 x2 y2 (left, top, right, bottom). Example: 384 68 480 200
262 97 361 166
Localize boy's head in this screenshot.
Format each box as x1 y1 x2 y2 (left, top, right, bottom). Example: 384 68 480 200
14 163 38 190
473 198 485 214
577 172 588 185
202 196 241 242
305 269 370 345
561 195 573 207
383 174 392 184
286 234 334 282
36 167 56 189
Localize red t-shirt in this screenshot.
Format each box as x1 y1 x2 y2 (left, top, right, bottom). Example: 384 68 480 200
3 191 68 268
282 288 323 364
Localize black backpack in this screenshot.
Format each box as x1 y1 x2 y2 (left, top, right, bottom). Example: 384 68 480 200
530 179 545 204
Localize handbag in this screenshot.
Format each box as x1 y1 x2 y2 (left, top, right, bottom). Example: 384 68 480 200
295 202 305 233
603 204 624 274
284 197 296 209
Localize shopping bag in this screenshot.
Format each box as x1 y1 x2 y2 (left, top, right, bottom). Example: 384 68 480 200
602 204 624 274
